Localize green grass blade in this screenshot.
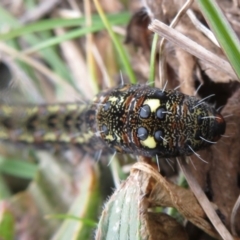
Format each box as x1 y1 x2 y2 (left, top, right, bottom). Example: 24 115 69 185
149 33 159 86
0 157 38 179
46 214 97 227
36 31 74 86
0 204 15 240
51 159 102 240
197 0 240 80
93 0 136 84
0 175 11 199
0 13 130 41
24 24 114 54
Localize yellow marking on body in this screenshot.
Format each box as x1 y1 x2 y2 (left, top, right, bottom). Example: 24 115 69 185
105 134 114 141
195 108 202 115
140 136 157 149
59 134 71 142
74 132 94 144
108 96 118 103
143 99 160 112
43 133 58 141
75 137 84 143
47 105 60 113
26 107 38 116
83 132 94 141
18 134 34 143
0 131 9 139
65 104 78 111
1 106 13 116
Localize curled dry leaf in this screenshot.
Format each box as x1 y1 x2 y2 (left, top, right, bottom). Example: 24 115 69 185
96 161 222 239
96 161 188 240
133 162 221 240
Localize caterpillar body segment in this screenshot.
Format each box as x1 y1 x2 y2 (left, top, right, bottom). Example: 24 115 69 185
0 103 106 153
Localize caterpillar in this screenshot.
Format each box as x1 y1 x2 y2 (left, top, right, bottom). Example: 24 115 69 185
0 84 225 158
89 84 226 158
0 102 109 154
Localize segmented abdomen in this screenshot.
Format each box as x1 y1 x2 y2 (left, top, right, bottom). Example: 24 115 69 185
89 84 226 158
0 103 105 152
0 84 226 158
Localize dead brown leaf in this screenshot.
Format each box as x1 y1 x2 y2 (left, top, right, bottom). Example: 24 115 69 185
132 162 221 239
188 87 240 237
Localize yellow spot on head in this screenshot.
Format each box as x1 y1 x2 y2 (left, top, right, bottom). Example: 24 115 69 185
143 99 160 112
141 136 157 149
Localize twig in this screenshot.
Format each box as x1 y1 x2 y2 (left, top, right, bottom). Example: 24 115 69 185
230 194 240 236
178 157 233 240
159 0 193 88
149 20 237 80
187 9 220 47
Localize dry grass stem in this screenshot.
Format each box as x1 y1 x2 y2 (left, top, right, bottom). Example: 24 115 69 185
230 194 240 236
159 0 194 88
0 42 80 101
178 157 234 240
54 27 94 99
149 19 237 80
186 9 220 47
